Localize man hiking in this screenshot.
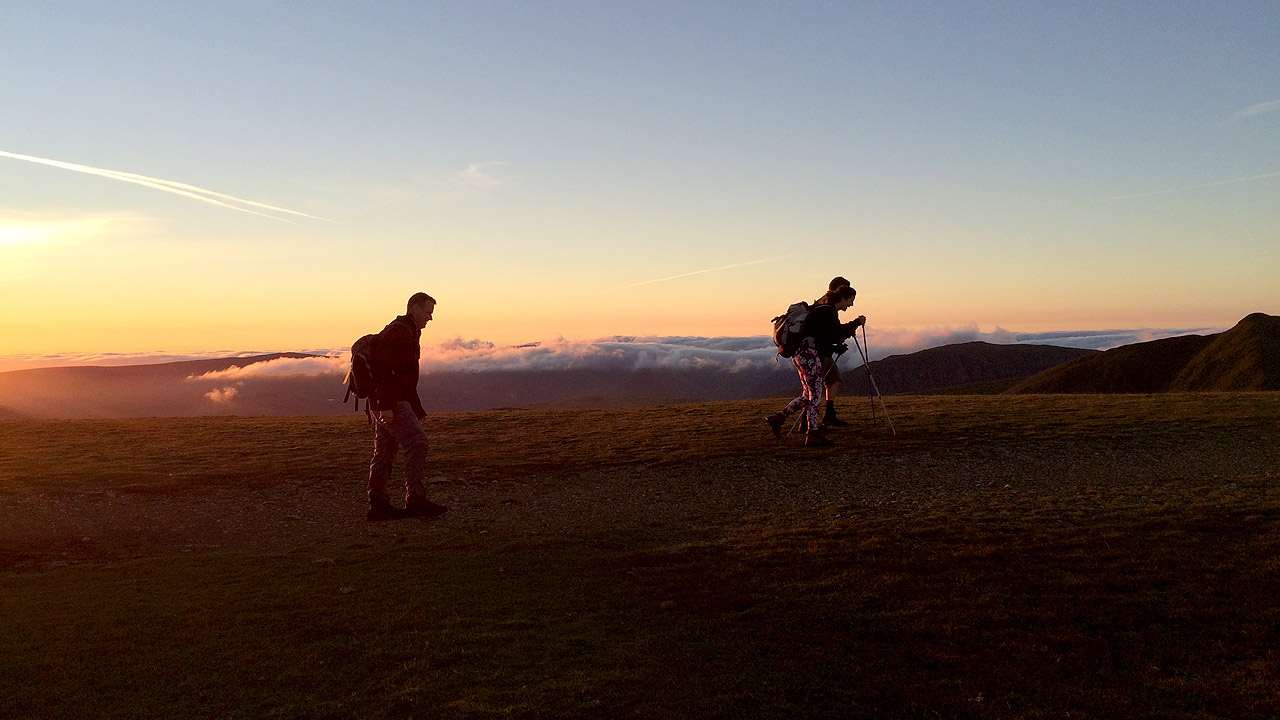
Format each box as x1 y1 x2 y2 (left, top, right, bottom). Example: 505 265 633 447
766 284 863 446
366 292 448 521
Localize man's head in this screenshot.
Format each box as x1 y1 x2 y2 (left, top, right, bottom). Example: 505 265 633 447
407 292 436 329
829 276 851 292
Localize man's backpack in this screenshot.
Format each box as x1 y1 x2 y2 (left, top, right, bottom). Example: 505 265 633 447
343 333 379 418
771 301 811 358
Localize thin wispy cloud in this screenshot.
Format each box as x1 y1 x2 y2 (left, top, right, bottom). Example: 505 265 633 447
1105 170 1280 201
350 162 508 208
455 162 505 188
0 150 330 222
423 162 507 205
1234 99 1280 119
604 256 788 293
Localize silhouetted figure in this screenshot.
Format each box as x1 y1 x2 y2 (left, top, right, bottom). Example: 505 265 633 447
366 292 448 521
814 277 865 427
766 285 862 446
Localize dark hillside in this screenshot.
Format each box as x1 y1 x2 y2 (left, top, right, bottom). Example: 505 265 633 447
1009 313 1280 394
0 353 320 417
1170 312 1280 391
1007 335 1213 394
840 341 1097 396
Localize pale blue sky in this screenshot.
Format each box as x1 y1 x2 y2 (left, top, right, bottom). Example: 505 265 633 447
2 2 1277 355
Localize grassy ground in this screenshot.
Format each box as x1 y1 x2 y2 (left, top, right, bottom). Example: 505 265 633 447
1 394 1278 718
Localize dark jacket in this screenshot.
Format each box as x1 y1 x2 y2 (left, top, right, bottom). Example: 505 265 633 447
803 304 855 358
373 315 426 418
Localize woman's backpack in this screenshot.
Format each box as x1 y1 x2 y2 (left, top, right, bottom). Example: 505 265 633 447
771 301 811 358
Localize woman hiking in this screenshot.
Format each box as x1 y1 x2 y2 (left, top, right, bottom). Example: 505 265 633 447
766 285 863 446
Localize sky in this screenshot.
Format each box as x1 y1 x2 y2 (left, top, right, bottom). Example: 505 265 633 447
2 2 1278 367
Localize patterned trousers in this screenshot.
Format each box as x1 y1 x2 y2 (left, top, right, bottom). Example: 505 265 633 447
782 347 825 429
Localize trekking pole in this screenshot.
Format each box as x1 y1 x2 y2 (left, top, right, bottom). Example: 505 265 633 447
824 349 844 383
852 329 895 435
787 414 804 438
862 324 875 420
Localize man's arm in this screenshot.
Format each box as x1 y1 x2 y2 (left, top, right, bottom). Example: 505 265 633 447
408 393 427 422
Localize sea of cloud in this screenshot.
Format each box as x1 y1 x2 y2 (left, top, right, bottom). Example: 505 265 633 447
1 325 1222 378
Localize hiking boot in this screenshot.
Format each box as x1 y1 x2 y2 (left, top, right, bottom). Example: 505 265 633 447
805 430 833 447
823 402 848 427
404 498 448 519
765 413 786 440
366 503 404 522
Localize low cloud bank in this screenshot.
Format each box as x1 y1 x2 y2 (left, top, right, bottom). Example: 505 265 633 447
192 355 347 381
184 325 1223 384
0 325 1229 416
204 386 241 403
422 336 782 373
181 337 784 383
1002 327 1222 351
5 325 1222 379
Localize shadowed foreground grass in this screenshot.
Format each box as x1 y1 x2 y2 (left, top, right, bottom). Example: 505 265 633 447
1 394 1278 718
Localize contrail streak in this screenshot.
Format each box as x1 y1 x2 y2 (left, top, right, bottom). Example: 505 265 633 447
1106 170 1280 201
606 256 787 293
1234 99 1280 119
0 149 330 222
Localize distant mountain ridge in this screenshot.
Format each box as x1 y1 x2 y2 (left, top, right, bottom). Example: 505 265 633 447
837 341 1097 396
0 342 1096 418
1008 313 1280 394
1 316 1273 418
0 353 320 418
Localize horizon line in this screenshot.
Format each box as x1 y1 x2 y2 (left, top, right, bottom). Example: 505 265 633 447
0 321 1242 374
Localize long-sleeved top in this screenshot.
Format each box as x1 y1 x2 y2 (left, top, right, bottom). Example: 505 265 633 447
802 304 857 358
373 315 426 418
